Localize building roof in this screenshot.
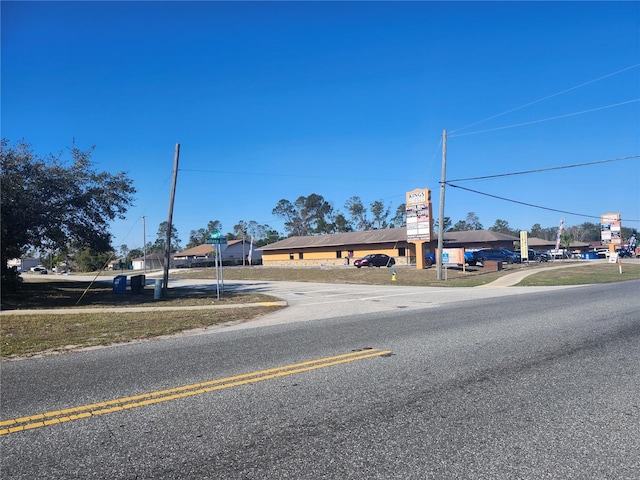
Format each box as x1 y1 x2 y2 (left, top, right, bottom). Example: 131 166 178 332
441 230 519 244
260 228 407 251
526 237 591 248
174 243 215 257
260 228 519 251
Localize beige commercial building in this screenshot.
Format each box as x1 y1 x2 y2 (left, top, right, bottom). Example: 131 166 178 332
260 228 522 267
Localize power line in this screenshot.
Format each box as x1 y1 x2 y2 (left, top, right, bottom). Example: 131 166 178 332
450 98 640 138
445 182 640 223
179 168 418 185
450 63 640 135
447 155 640 182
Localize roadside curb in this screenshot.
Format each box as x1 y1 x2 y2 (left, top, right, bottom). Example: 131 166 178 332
0 301 288 316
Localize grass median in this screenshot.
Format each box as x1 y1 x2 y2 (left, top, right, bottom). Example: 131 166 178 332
1 280 284 358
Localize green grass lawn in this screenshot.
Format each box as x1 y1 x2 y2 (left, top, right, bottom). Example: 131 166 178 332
1 279 283 358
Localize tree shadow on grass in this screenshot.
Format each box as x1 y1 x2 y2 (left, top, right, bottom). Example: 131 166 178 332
0 281 254 310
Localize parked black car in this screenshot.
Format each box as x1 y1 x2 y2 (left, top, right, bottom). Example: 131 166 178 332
354 253 395 268
472 248 518 265
516 249 549 262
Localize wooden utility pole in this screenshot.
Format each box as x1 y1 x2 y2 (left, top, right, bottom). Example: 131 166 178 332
437 130 447 281
162 144 180 298
142 215 147 275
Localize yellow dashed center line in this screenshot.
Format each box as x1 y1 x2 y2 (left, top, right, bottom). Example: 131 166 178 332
1 348 391 435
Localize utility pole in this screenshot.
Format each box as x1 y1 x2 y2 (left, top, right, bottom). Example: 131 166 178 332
437 130 447 281
162 144 180 298
142 215 147 275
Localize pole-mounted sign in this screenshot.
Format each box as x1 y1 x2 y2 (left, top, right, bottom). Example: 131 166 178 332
406 188 433 242
205 231 227 245
601 213 621 246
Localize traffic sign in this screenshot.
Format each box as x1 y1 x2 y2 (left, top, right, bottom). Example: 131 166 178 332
205 237 227 245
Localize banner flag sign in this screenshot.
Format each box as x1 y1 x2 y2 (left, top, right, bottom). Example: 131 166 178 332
555 218 564 251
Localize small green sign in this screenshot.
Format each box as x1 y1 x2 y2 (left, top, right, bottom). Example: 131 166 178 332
205 237 227 245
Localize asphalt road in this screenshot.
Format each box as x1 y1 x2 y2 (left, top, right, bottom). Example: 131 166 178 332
1 279 639 478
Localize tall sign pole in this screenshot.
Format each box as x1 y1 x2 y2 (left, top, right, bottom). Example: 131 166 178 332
437 130 447 280
406 188 433 269
206 231 227 300
162 143 180 298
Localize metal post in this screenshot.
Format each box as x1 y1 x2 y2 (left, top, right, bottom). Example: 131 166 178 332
220 242 224 294
437 130 447 281
215 243 220 301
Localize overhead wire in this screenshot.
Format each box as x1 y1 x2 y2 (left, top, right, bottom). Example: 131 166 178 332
179 168 411 183
449 99 639 138
449 63 640 135
445 182 640 223
447 155 640 182
442 64 640 225
125 66 640 239
112 173 173 248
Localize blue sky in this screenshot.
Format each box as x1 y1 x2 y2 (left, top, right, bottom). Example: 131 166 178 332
3 1 639 250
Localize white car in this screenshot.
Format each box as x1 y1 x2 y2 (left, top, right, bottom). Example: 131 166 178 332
29 266 48 274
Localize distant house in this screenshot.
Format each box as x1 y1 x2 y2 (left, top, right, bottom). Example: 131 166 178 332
172 244 215 268
223 239 263 265
7 257 39 272
169 240 263 268
131 253 170 271
107 258 126 271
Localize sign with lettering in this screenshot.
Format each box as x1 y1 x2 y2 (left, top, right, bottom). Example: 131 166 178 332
437 248 466 265
601 213 621 245
205 237 227 245
406 188 433 241
520 231 529 260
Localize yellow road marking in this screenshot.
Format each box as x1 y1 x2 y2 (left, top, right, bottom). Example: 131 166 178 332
0 349 391 435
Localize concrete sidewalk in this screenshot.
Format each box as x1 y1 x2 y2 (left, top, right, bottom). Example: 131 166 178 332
478 259 624 287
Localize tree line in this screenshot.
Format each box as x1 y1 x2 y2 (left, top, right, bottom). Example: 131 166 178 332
133 194 629 262
120 193 407 265
2 140 636 283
